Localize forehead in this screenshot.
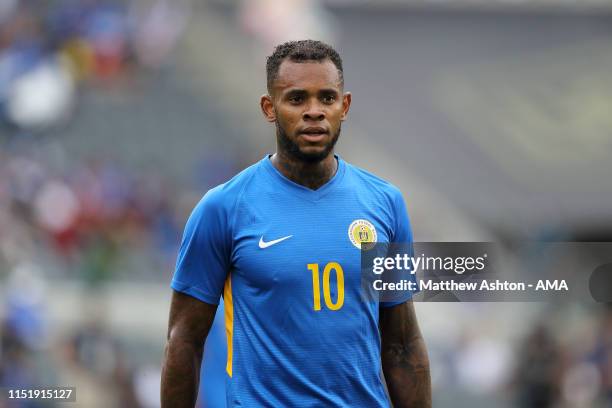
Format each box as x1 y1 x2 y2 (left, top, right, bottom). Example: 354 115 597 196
274 59 342 92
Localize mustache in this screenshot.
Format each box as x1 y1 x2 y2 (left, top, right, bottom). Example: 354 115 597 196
275 122 341 163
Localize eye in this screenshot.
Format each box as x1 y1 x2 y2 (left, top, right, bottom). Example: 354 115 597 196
322 95 336 104
288 95 303 104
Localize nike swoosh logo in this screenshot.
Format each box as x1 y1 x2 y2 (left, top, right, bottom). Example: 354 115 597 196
259 235 293 249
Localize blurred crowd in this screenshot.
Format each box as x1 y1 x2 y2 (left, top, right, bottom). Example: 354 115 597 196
0 145 188 285
238 0 335 52
0 0 223 283
434 304 612 408
0 141 211 407
0 2 238 407
0 144 234 407
0 283 158 407
0 0 190 132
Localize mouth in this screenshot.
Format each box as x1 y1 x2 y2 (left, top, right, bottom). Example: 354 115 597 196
299 127 328 142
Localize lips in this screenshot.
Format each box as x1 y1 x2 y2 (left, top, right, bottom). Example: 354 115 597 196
299 127 328 141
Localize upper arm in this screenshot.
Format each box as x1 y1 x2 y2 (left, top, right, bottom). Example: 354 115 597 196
172 188 232 305
379 300 431 408
379 300 422 345
380 188 417 307
390 188 412 244
167 290 218 344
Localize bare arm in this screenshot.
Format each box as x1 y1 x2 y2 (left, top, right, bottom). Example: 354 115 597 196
380 301 431 408
161 290 218 408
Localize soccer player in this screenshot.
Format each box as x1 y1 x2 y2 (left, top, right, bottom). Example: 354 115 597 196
161 40 431 407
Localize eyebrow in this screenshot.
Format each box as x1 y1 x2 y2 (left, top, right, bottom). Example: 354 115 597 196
283 88 339 96
284 89 308 97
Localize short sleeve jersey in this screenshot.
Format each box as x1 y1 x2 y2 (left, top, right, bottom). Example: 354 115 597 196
172 155 415 407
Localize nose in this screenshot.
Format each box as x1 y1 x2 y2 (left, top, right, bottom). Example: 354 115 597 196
303 101 325 121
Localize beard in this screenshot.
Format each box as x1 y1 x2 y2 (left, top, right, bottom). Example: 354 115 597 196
276 121 341 163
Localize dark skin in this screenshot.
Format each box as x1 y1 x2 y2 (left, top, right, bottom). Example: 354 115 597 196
161 58 431 407
260 59 351 190
380 301 432 408
161 291 217 408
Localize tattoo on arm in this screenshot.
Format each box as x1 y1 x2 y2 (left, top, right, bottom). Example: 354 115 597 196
380 301 432 408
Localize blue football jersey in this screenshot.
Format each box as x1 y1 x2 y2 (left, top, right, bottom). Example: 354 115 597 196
172 155 414 407
199 301 227 408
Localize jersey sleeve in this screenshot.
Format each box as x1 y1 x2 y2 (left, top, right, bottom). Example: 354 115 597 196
380 189 417 307
390 189 413 244
171 188 232 305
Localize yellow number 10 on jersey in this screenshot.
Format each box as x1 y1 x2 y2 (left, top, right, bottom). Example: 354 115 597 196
307 262 345 311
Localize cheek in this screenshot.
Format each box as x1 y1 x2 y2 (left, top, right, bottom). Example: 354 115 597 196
328 108 344 124
276 109 300 129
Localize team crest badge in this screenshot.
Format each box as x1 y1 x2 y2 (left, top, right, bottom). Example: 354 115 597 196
348 219 377 250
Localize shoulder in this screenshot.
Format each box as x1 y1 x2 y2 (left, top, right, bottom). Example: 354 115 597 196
344 161 405 205
191 161 262 222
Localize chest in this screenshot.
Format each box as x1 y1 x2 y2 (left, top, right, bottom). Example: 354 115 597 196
229 193 392 292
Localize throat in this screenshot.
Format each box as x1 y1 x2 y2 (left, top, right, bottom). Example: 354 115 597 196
271 153 338 190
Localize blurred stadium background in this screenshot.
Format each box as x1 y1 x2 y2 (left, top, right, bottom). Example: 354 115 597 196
1 0 612 407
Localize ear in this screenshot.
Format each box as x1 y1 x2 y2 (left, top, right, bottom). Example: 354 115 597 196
260 94 276 122
341 92 352 121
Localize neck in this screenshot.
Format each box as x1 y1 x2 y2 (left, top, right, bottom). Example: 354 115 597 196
271 151 338 190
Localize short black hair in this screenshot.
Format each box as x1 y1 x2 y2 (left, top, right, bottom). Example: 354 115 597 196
266 40 344 93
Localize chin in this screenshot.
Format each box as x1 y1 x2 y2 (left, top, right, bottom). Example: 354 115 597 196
296 147 332 163
277 124 339 163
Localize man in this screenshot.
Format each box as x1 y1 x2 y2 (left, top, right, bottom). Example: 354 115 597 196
161 40 431 407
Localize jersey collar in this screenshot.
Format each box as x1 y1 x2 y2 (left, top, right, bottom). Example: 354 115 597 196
261 154 346 202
